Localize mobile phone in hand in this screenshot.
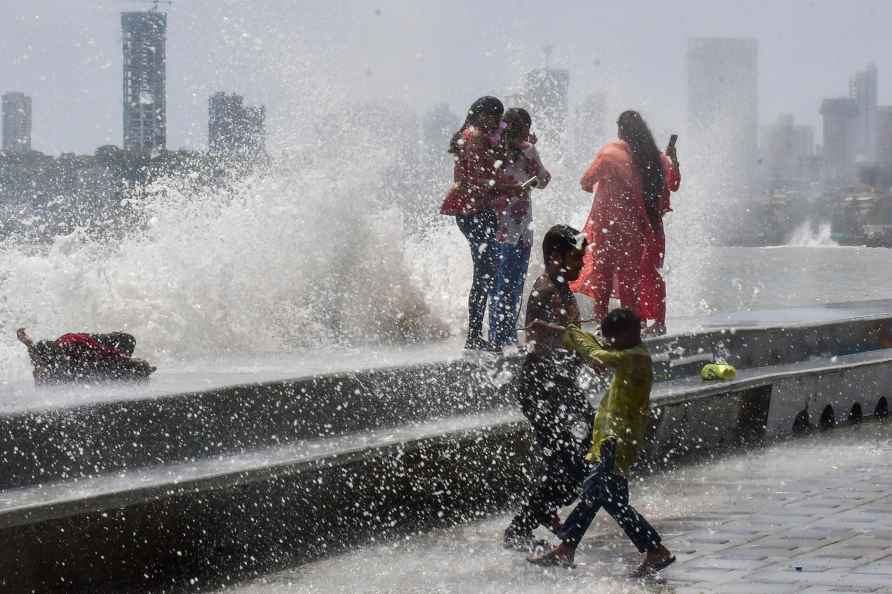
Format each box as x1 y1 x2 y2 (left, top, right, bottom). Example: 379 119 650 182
668 134 678 149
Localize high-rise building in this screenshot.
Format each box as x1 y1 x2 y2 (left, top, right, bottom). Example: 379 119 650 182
2 92 32 152
122 11 167 152
820 97 860 184
687 37 759 190
761 113 814 183
875 106 892 171
850 62 878 162
208 92 266 159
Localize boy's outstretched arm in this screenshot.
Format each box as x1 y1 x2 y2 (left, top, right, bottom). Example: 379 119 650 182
563 325 624 371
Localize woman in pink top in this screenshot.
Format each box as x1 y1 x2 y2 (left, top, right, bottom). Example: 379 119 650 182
570 111 680 331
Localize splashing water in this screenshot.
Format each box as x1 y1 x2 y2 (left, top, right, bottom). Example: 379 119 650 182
786 220 838 247
0 150 467 383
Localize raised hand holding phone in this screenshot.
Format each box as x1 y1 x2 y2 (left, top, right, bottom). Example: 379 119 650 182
667 134 679 166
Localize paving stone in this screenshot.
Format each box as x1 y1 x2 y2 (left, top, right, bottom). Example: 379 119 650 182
664 566 751 583
710 581 811 593
679 557 772 571
715 547 793 561
852 561 892 575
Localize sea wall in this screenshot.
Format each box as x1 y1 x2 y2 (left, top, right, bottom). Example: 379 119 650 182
1 317 890 490
1 321 890 592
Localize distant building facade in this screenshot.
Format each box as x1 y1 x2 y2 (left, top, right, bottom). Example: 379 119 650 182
687 37 759 190
820 97 860 184
850 62 878 162
122 11 167 152
208 92 266 159
760 113 814 184
877 106 892 173
2 92 32 153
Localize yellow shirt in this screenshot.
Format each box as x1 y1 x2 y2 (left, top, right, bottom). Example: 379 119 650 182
563 326 653 474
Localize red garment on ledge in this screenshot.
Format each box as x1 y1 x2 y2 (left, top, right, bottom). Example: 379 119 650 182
56 333 125 360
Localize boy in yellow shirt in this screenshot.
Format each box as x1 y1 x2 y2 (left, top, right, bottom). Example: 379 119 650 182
528 309 674 577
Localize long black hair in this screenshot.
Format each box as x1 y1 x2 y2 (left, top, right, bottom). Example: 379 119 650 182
617 110 664 220
448 96 504 154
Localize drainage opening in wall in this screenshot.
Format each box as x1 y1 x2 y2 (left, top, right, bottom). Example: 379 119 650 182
877 397 889 418
819 405 835 430
848 403 863 425
792 409 812 435
737 386 771 444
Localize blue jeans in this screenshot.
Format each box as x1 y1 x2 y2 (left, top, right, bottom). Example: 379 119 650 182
488 241 531 348
455 210 498 345
557 465 661 553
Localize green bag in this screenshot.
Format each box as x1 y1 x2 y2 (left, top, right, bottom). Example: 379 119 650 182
701 362 736 381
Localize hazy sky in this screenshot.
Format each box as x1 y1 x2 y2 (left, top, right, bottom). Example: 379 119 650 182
2 0 891 155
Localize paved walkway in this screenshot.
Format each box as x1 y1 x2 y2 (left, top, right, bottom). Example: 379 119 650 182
223 421 892 594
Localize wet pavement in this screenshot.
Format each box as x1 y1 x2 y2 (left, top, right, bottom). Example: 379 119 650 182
222 420 892 594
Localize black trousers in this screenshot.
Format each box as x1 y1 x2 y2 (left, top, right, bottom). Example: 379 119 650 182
508 353 596 535
455 209 498 343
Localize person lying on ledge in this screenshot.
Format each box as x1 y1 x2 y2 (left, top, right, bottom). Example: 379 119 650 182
16 328 156 384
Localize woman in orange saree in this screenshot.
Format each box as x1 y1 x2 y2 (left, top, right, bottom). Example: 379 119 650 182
571 111 680 333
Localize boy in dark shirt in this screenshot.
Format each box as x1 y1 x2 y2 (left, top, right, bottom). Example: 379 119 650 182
503 225 597 550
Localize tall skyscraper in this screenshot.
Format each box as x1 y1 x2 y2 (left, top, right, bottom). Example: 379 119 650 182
208 92 266 159
820 97 859 185
876 106 892 172
2 92 32 152
122 11 167 152
687 37 759 190
850 62 878 162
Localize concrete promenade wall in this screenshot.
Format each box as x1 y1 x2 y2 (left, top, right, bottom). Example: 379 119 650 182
1 317 890 491
1 342 891 591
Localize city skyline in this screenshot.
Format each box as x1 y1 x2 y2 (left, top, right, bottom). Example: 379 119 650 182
2 1 892 155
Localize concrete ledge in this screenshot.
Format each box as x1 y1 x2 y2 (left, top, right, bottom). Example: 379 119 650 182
2 347 891 593
2 316 891 491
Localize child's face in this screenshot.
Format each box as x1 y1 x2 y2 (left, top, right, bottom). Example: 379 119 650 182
549 248 583 282
507 123 530 146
